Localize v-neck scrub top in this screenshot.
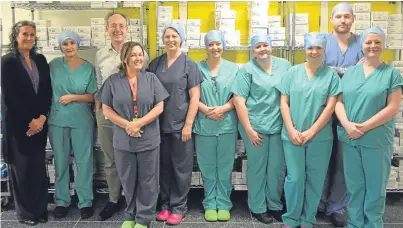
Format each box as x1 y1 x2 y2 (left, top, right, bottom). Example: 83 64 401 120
147 53 203 133
231 57 292 134
276 64 341 142
324 33 364 68
193 59 239 136
96 70 169 152
48 57 97 129
338 63 403 148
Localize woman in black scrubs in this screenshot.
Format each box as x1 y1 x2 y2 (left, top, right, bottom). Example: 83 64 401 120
1 20 52 226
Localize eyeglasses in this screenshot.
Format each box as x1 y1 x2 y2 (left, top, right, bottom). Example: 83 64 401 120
211 76 218 95
109 24 127 30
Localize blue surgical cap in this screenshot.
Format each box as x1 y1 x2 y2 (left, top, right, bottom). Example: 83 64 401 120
163 23 185 45
359 27 386 48
332 2 353 17
250 34 272 48
58 30 81 52
304 32 327 50
204 30 226 49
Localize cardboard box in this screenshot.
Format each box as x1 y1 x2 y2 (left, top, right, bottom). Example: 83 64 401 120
220 9 236 19
90 1 102 8
389 14 403 21
268 16 281 23
76 26 91 34
187 19 201 27
290 24 309 36
91 18 105 25
269 33 286 40
34 20 51 27
79 40 91 46
354 21 371 30
268 27 285 34
129 19 141 26
252 16 268 27
272 40 285 47
220 19 236 28
187 39 200 48
268 22 281 28
47 27 62 34
252 27 268 35
289 13 309 25
371 21 388 31
355 12 371 21
91 38 106 47
36 31 47 41
102 1 118 8
36 27 48 33
354 3 371 13
372 12 389 21
91 25 105 33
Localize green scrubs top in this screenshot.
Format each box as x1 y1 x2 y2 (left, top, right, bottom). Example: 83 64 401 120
48 57 97 129
193 59 239 136
276 64 341 142
337 63 403 148
231 57 291 134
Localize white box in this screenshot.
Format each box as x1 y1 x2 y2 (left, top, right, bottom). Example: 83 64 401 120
372 12 389 21
91 18 105 25
36 27 48 33
37 40 48 48
295 36 304 47
102 1 118 8
34 20 51 27
251 10 266 18
355 12 371 21
252 27 268 35
220 9 236 19
187 31 200 40
76 26 91 34
269 27 285 34
187 26 200 34
387 40 403 47
220 19 236 28
48 34 58 41
269 34 286 41
200 33 207 46
91 32 105 39
272 40 285 47
355 29 365 35
47 27 62 34
354 3 371 13
129 19 141 26
290 13 309 25
354 21 371 30
48 39 59 47
215 2 230 10
252 16 268 27
187 39 200 47
158 14 172 22
78 33 91 40
131 33 141 39
389 14 403 21
268 16 281 23
187 19 201 27
123 1 141 8
390 61 403 67
268 22 281 28
129 26 141 33
172 19 187 26
91 39 106 47
91 25 105 33
290 24 309 36
80 40 91 46
388 26 402 34
131 37 141 43
36 32 47 41
90 1 102 8
158 6 173 14
388 21 403 29
371 21 388 31
387 34 402 40
62 26 78 33
252 1 268 9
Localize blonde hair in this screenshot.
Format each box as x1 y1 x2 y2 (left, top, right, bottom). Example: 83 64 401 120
118 42 145 70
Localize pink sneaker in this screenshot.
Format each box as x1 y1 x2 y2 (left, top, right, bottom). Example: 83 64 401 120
300 226 310 228
156 210 171 221
166 213 184 225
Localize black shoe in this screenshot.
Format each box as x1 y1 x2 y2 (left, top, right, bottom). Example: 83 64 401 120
251 211 273 224
18 219 38 226
98 202 119 221
53 206 69 219
37 213 48 223
268 209 284 222
330 209 347 227
81 206 94 219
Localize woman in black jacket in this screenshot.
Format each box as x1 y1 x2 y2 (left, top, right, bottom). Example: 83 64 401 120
1 20 52 226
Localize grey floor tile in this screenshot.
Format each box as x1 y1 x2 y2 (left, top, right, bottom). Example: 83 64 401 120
254 224 283 228
1 221 76 228
74 221 122 228
384 224 403 228
383 205 403 223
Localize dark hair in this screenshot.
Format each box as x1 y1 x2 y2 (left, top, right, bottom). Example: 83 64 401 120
8 20 38 54
119 42 145 70
105 12 129 27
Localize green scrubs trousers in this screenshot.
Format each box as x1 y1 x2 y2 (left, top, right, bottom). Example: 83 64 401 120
239 127 286 214
341 142 392 228
282 140 332 227
195 133 237 210
49 126 94 208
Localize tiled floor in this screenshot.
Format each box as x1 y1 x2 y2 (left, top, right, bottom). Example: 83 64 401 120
1 189 403 228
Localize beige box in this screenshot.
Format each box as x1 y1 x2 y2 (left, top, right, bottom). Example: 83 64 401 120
102 1 118 8
123 2 141 8
128 26 141 33
290 24 309 36
290 13 309 25
372 12 389 21
387 40 403 48
131 33 141 39
388 26 402 34
48 39 59 47
91 25 105 33
91 38 106 47
252 16 268 27
62 26 78 33
354 21 371 30
220 9 236 19
90 1 102 8
268 16 281 23
387 34 403 40
268 22 281 28
269 27 285 34
77 33 91 40
36 31 47 41
269 33 286 40
37 40 48 48
76 26 92 34
48 34 59 41
371 21 388 31
36 27 48 33
129 19 141 26
389 14 403 21
91 18 105 26
91 32 105 39
354 3 371 13
34 20 51 27
79 40 91 46
47 27 62 34
355 12 371 21
388 21 403 29
252 27 268 35
272 40 285 47
390 61 403 67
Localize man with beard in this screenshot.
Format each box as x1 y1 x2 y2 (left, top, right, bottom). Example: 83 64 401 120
94 12 149 221
319 3 364 227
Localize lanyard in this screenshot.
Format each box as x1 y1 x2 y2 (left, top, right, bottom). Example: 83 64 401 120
128 76 139 120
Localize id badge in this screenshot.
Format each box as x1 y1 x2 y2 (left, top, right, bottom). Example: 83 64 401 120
132 117 139 122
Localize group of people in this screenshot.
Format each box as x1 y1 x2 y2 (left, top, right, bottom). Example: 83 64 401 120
1 3 402 228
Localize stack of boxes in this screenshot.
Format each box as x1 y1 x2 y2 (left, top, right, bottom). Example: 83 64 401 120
91 18 106 47
250 1 268 42
387 14 403 49
390 60 403 77
371 11 388 48
352 3 371 35
267 16 286 47
216 2 239 47
289 13 309 48
90 1 118 9
34 20 51 48
128 19 142 43
157 6 173 47
186 19 201 48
